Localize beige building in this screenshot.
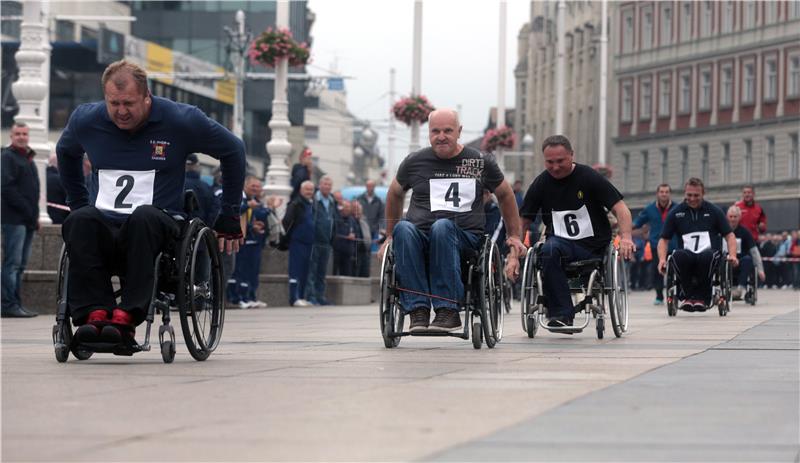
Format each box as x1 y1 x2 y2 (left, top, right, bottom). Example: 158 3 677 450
610 0 800 229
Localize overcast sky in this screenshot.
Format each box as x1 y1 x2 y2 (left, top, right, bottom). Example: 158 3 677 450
308 0 531 157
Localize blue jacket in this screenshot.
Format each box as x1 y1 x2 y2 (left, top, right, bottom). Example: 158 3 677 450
634 200 676 248
184 171 218 225
284 196 314 245
311 191 338 245
1 146 39 229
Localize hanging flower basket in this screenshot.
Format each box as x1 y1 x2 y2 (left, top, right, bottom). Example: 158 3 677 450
248 27 310 68
481 126 516 153
592 163 614 179
392 95 435 126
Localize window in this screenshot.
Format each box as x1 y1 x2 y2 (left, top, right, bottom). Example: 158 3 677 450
722 142 731 183
680 1 693 42
679 70 692 113
660 3 673 46
623 152 631 190
699 67 712 110
789 55 800 98
764 57 777 101
720 64 733 107
622 8 635 53
305 125 319 141
744 139 753 183
622 81 633 122
701 144 709 183
743 62 755 104
641 151 649 191
700 1 713 37
55 20 75 41
721 1 734 33
764 1 777 23
791 134 799 178
743 1 756 28
661 148 669 184
791 0 800 19
642 6 653 50
640 77 652 120
765 136 775 180
681 146 689 183
659 74 671 117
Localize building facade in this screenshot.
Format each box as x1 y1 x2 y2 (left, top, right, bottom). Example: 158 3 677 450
611 0 800 230
302 81 356 189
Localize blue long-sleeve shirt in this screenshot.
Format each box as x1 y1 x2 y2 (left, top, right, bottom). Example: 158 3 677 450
633 200 676 247
56 96 245 222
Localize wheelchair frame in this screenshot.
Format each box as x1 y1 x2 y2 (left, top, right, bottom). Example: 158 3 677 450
52 217 226 363
519 241 629 339
664 250 732 317
379 236 505 349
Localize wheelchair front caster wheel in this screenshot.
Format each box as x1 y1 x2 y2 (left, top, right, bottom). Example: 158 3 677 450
161 340 176 363
472 321 483 350
596 317 604 339
525 315 537 339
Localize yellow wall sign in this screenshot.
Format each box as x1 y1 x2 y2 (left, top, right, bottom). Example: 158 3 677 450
145 42 174 85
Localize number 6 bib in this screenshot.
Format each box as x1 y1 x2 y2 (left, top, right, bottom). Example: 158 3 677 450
552 206 595 240
429 178 476 212
95 169 156 214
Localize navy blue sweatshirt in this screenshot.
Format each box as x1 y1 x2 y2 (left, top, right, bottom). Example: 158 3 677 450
56 96 245 222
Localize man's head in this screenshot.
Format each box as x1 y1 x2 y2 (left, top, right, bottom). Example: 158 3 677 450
656 183 671 205
319 176 333 197
300 147 313 166
9 122 29 151
684 177 705 209
340 200 352 217
742 185 755 204
102 60 152 132
513 179 523 193
541 135 575 180
365 179 376 195
244 175 263 198
352 201 363 219
300 180 315 200
428 108 463 159
727 205 742 229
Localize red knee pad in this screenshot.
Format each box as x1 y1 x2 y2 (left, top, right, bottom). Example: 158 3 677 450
110 308 134 327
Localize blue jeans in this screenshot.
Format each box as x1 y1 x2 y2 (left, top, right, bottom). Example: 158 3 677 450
288 240 312 305
736 254 754 287
1 224 35 311
540 236 600 320
393 219 480 312
305 243 331 304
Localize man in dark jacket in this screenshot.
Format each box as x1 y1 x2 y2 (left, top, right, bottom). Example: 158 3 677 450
283 180 315 306
305 175 338 305
1 122 40 318
357 179 385 249
46 153 69 224
633 183 676 305
183 153 219 225
290 147 313 201
333 200 356 276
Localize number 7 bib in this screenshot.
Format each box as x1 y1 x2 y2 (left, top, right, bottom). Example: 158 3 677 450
95 169 156 214
429 178 476 212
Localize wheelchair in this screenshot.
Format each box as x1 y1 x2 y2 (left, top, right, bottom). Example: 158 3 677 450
520 241 628 339
379 235 505 349
743 264 758 306
52 201 226 363
663 250 732 317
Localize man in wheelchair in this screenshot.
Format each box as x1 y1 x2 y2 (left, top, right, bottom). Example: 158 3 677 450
519 135 635 331
55 60 245 347
657 178 738 312
379 109 525 333
725 205 765 300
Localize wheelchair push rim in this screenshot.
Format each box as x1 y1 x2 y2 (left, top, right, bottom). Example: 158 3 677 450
607 246 629 336
519 246 539 338
479 240 504 348
379 242 403 348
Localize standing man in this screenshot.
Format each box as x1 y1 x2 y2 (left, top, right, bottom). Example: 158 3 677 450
46 153 70 224
351 201 372 277
734 185 767 241
357 179 385 249
56 60 245 344
1 122 40 318
332 200 356 276
283 180 315 307
183 153 218 226
379 109 526 333
290 147 313 201
633 183 676 305
305 175 337 305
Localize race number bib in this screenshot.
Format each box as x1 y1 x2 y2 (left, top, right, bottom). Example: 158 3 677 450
95 169 156 214
429 178 476 212
682 231 711 253
552 206 595 240
722 237 741 254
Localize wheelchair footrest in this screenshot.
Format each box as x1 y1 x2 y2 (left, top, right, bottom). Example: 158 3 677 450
73 341 143 356
396 330 469 339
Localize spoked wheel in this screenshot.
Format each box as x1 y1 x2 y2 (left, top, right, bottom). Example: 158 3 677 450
177 221 225 361
607 247 628 337
480 241 504 348
520 247 539 339
745 266 758 306
665 260 678 317
718 259 732 317
53 246 93 362
379 243 403 348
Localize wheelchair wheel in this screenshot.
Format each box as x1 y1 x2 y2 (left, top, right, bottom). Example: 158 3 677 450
596 316 604 339
480 240 504 348
664 256 678 317
53 246 93 362
718 259 732 317
472 318 482 349
606 247 629 337
379 243 403 348
520 247 539 338
745 266 758 306
177 220 225 361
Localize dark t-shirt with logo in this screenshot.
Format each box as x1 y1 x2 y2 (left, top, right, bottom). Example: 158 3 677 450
519 163 623 253
661 201 731 253
396 146 504 234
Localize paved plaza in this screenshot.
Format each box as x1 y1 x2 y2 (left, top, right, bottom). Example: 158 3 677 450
1 290 798 462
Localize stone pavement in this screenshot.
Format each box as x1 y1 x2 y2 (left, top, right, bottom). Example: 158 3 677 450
1 290 798 462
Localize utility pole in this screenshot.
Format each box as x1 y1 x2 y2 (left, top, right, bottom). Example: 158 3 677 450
497 0 507 129
409 0 423 153
223 10 250 141
598 0 608 165
555 0 565 134
388 67 396 177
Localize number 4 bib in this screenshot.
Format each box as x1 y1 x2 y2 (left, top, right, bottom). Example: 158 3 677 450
95 169 156 214
429 178 476 212
552 206 595 240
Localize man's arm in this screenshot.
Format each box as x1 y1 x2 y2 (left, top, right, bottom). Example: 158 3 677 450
758 207 767 233
493 180 525 256
611 200 635 260
724 232 739 266
378 179 405 259
55 107 90 210
632 206 649 230
657 238 669 274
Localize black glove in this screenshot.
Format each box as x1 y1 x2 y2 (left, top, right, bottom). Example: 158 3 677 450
213 215 243 240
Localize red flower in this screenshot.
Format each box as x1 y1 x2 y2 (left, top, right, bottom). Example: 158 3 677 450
392 95 435 126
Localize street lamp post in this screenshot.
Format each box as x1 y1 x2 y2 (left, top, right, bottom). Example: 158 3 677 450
409 0 423 153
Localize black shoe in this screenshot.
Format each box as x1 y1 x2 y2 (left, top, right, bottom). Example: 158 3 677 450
100 325 135 345
547 317 578 334
409 307 430 332
74 324 101 343
1 306 37 318
429 308 462 332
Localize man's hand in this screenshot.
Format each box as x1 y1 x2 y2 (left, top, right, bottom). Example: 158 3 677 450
266 195 283 210
252 220 266 234
727 253 739 267
658 259 667 275
758 270 766 281
504 255 520 281
377 237 392 261
347 232 356 241
505 236 526 257
213 215 244 254
618 237 635 261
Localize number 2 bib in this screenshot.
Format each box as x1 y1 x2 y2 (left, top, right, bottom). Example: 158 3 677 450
95 169 156 214
682 231 711 253
429 178 476 213
552 206 595 240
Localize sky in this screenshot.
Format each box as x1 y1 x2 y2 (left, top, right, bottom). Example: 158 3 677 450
308 0 531 159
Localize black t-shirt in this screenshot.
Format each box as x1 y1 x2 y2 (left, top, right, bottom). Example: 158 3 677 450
661 201 732 253
726 225 756 256
396 146 504 234
519 163 623 253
